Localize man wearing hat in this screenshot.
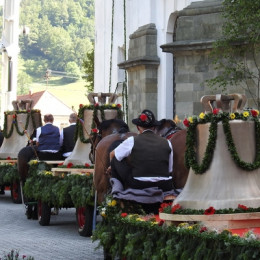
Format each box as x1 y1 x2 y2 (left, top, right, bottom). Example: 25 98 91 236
109 109 173 191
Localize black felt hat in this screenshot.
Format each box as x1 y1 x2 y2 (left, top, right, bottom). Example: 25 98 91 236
132 109 160 127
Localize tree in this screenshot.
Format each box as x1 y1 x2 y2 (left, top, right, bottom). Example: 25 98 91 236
206 0 260 109
18 0 94 81
17 71 32 95
82 46 94 93
65 61 81 83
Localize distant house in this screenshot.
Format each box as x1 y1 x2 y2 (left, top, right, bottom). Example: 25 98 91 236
17 90 74 129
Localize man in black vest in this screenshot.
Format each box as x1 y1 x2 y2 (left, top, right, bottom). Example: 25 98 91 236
60 113 77 159
109 109 173 192
36 114 63 160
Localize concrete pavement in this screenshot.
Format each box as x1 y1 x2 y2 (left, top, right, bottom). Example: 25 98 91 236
0 190 104 260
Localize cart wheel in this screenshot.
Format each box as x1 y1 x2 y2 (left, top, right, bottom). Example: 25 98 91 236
76 205 94 237
38 200 51 226
11 181 22 204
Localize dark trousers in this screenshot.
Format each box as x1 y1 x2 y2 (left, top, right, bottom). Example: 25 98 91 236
37 151 63 161
111 157 173 192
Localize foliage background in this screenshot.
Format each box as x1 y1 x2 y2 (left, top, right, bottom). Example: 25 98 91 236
206 0 260 109
0 0 95 97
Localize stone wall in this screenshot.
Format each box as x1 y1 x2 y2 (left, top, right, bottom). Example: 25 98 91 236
161 0 258 119
118 23 160 129
161 0 224 119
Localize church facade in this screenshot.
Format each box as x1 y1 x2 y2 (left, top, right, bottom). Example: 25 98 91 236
94 0 257 127
94 0 203 126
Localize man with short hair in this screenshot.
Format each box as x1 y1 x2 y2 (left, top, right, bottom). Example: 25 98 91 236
109 109 173 192
36 114 63 160
60 113 77 159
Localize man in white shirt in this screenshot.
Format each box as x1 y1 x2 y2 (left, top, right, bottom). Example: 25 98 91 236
109 109 173 191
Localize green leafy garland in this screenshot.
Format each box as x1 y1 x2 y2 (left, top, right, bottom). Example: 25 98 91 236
23 161 94 208
161 203 260 215
3 110 42 138
184 109 260 174
75 103 123 144
92 208 260 260
0 163 18 185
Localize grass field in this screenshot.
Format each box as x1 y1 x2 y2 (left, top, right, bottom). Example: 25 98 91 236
29 79 90 110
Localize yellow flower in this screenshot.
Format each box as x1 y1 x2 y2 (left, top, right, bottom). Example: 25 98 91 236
44 171 53 175
230 113 236 120
178 222 189 228
29 160 38 165
199 112 205 119
128 214 139 219
243 111 249 118
136 218 145 222
232 233 239 237
108 199 117 207
100 211 106 217
188 117 193 123
111 200 117 206
187 226 193 230
112 104 116 107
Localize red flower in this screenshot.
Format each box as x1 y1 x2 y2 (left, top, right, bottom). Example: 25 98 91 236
117 104 121 108
204 206 215 215
79 104 83 108
94 103 99 107
67 162 73 168
139 114 148 121
85 163 90 168
27 110 31 113
200 226 207 233
12 114 16 119
183 118 189 127
213 108 219 115
91 128 98 133
159 202 171 213
58 162 64 166
158 220 165 226
238 204 248 210
7 157 11 160
121 213 128 218
171 204 181 214
251 109 258 117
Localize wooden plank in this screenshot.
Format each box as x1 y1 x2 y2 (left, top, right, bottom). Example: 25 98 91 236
51 167 94 177
204 219 260 230
159 212 260 222
51 168 94 173
160 212 260 229
0 160 17 164
43 161 64 165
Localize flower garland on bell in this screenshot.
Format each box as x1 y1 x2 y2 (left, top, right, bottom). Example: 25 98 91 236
75 103 123 143
3 110 41 139
184 108 260 174
160 202 260 215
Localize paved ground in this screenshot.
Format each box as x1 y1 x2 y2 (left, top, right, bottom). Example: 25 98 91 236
0 190 104 260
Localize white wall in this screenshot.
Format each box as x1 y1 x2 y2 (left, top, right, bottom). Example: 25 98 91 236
1 0 21 126
94 0 202 120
